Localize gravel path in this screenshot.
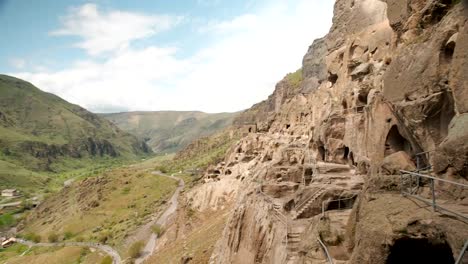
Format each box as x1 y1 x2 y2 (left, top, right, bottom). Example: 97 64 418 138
134 172 185 264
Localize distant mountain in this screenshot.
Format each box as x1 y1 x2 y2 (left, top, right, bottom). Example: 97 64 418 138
0 75 151 189
101 111 237 153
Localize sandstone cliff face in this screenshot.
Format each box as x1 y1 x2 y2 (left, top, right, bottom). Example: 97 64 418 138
180 0 468 263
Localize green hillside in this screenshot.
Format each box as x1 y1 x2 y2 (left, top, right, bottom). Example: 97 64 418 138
101 111 237 153
0 75 151 190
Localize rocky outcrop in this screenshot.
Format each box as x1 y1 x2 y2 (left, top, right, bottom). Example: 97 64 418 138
156 0 468 263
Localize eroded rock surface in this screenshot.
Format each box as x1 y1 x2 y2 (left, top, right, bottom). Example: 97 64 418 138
155 0 468 263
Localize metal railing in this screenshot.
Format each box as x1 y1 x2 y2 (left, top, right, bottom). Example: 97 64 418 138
400 170 468 222
295 188 324 213
455 240 468 264
317 235 334 264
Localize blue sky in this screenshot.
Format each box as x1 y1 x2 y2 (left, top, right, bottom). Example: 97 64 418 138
1 0 334 113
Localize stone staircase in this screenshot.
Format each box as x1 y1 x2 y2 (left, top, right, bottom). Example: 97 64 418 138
286 226 305 263
293 189 326 219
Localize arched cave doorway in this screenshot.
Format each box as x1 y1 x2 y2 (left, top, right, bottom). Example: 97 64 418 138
384 126 413 157
386 237 454 264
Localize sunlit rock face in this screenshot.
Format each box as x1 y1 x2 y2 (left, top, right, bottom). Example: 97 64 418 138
184 0 468 263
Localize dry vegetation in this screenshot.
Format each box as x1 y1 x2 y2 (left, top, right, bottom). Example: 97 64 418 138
19 163 178 253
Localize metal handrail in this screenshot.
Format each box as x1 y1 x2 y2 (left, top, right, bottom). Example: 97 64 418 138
400 170 468 222
317 235 334 264
295 188 324 212
455 240 468 264
400 170 468 188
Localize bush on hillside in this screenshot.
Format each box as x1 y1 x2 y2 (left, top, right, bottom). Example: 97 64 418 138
151 224 165 236
48 232 59 243
128 241 144 258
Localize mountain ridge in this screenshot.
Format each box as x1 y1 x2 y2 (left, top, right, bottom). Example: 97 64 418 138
100 110 238 153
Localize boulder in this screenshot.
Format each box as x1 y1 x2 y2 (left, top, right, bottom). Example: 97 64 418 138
381 151 416 175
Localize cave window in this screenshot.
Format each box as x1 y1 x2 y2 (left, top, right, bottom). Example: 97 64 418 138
248 127 252 133
318 146 326 161
441 39 456 65
328 72 338 86
304 168 313 185
356 106 365 113
342 99 348 114
386 237 454 264
343 147 349 162
286 124 291 130
384 126 412 157
225 169 232 175
358 90 369 105
339 52 344 62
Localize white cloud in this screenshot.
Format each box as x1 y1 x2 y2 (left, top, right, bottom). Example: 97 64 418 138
12 0 334 113
51 3 182 56
9 58 26 69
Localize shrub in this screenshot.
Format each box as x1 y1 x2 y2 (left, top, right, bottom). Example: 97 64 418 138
75 236 84 242
64 231 74 240
48 232 59 243
121 187 131 195
100 256 113 264
128 241 144 259
151 224 165 236
24 232 41 243
98 231 110 243
0 213 15 228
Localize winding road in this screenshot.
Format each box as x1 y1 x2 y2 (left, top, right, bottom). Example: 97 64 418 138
134 172 185 264
16 171 185 264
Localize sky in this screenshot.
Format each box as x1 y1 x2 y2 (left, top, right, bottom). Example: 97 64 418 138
0 0 334 113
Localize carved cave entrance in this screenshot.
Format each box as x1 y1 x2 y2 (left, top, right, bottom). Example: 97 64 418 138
386 237 454 264
384 126 413 157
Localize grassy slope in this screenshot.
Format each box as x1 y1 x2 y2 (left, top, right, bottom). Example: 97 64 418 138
148 208 229 264
20 164 177 251
0 74 151 191
100 111 237 153
0 244 106 264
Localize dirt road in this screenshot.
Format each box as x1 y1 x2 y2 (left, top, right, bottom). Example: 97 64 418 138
134 172 185 264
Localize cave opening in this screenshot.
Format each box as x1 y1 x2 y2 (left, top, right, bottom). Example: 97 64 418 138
343 147 350 162
326 196 356 211
286 124 291 130
304 167 313 185
358 90 369 105
328 72 338 86
318 146 326 161
386 237 454 264
248 127 252 133
425 90 455 143
384 126 413 157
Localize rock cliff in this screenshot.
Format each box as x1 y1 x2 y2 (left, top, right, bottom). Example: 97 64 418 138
157 0 468 263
